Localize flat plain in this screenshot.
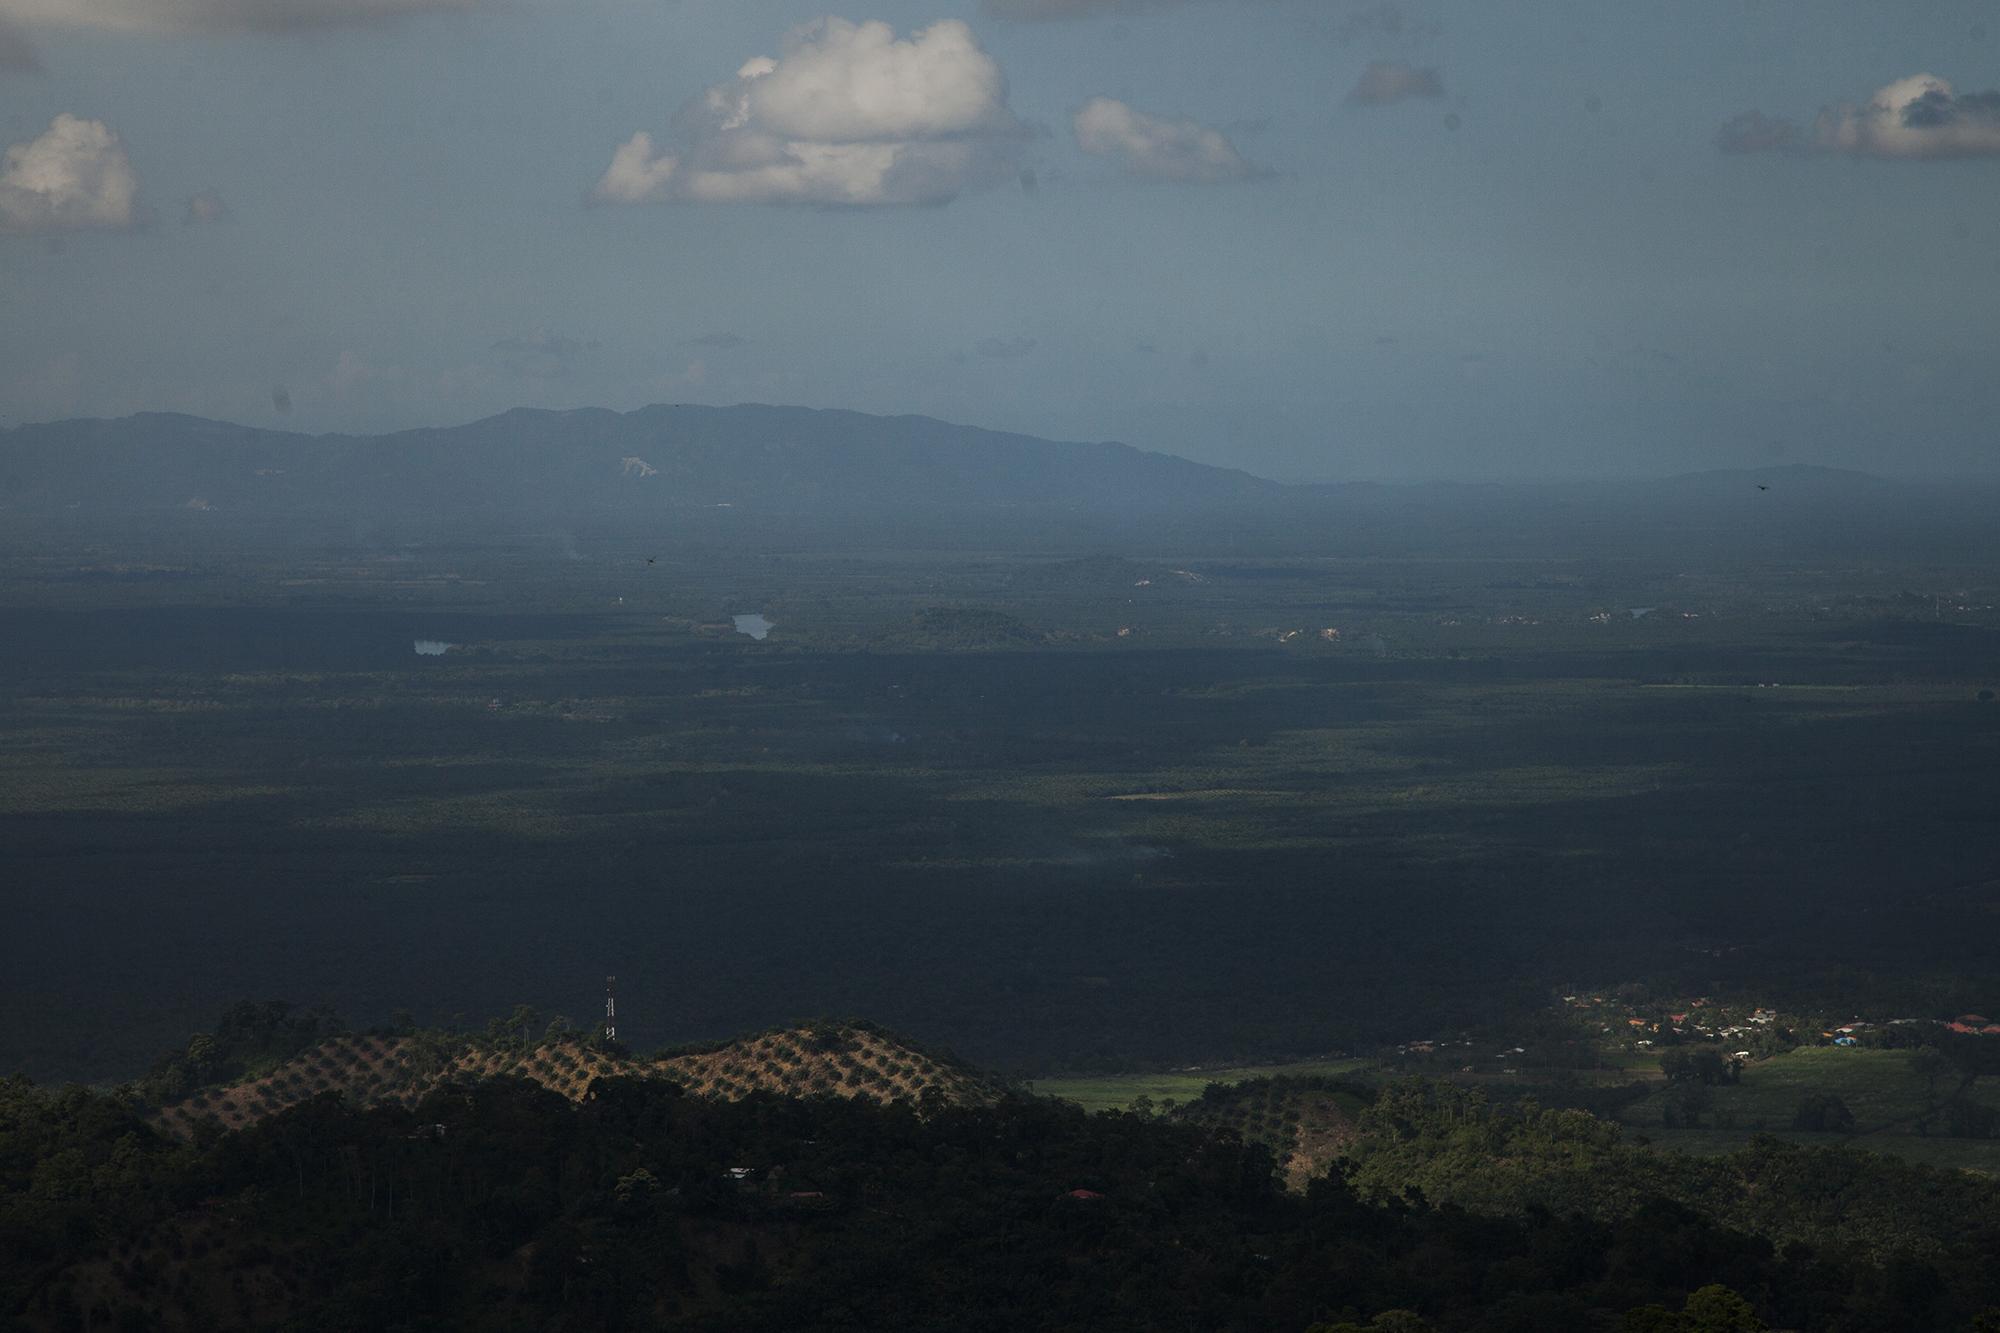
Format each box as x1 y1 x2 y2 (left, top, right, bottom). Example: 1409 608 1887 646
3 535 1998 1087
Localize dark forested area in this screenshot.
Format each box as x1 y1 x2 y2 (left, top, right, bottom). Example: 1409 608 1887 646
5 1070 2000 1331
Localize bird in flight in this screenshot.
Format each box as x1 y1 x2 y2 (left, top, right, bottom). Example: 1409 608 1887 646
1756 484 1769 492
645 557 657 565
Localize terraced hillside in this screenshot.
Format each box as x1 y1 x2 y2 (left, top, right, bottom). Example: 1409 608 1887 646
150 1023 1005 1138
1172 1077 1367 1191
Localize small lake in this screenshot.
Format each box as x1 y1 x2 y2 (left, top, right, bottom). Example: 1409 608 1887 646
732 614 773 641
413 640 456 656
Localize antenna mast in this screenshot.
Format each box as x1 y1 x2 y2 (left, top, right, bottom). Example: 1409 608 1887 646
604 975 618 1043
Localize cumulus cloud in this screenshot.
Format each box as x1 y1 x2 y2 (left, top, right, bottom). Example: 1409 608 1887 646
0 15 39 70
0 0 480 35
1073 97 1263 183
593 18 1025 208
1719 75 2000 160
1813 73 2000 159
1345 60 1443 106
976 336 1036 358
0 114 139 235
183 188 227 224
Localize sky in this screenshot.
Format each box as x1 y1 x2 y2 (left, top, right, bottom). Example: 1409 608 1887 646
0 0 1997 479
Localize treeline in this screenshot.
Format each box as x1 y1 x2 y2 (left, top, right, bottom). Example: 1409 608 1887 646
1342 1081 2000 1276
5 1073 2000 1330
130 1000 348 1108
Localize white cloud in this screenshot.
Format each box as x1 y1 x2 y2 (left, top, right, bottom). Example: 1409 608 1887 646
1072 97 1262 183
1814 74 2000 159
1718 74 2000 161
0 0 480 35
595 132 678 205
743 19 1015 141
0 114 139 235
1345 60 1443 106
593 18 1024 208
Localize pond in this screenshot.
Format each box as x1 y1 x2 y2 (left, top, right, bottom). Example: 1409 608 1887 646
732 613 773 641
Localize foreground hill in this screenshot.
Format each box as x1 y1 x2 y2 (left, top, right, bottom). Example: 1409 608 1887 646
0 403 1275 518
149 1022 1005 1138
11 1070 2000 1330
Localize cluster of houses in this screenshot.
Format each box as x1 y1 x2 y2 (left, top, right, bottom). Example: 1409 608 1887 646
1563 994 1778 1054
1396 1038 1468 1057
1565 991 2000 1057
1387 996 2000 1077
1565 993 1839 1060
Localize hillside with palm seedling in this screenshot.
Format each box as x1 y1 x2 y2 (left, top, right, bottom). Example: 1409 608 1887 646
148 1018 1007 1139
1169 1076 1368 1191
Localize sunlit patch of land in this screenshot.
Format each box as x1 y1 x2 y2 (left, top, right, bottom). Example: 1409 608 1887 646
1030 1058 1367 1113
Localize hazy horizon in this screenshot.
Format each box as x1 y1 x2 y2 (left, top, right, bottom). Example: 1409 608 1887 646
12 396 2000 488
4 1 1999 479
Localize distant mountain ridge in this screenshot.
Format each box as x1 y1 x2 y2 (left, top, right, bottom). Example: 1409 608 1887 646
8 405 1988 559
0 403 1279 517
1657 462 1896 494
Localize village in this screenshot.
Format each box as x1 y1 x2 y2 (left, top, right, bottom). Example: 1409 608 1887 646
1390 991 2000 1075
1363 990 2000 1162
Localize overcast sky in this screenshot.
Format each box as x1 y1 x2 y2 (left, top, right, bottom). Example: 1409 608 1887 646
1 0 1996 478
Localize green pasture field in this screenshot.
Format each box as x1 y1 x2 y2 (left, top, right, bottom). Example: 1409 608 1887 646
1617 1047 2000 1173
1029 1058 1369 1113
1622 1048 1937 1133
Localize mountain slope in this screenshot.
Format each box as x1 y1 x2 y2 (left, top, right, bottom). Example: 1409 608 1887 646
0 403 1277 517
